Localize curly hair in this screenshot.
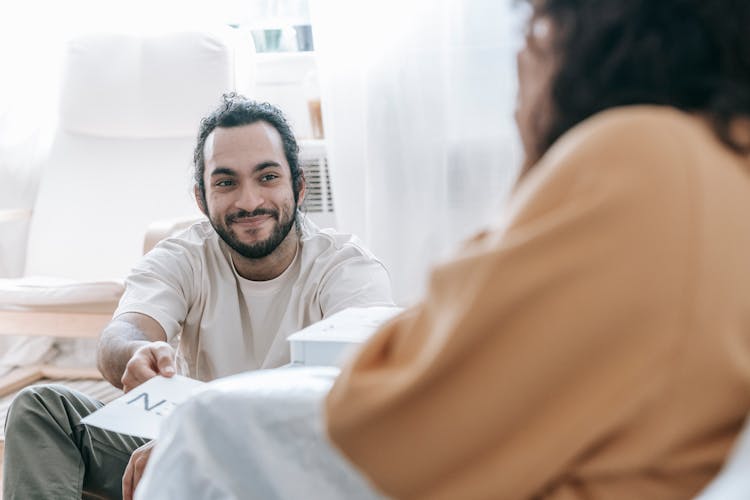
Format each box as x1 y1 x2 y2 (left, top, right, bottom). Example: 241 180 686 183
521 0 750 168
193 93 302 205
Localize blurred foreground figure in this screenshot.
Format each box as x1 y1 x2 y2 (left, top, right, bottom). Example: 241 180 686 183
326 1 750 499
137 1 750 499
137 367 384 500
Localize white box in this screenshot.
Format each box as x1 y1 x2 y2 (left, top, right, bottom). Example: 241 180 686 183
287 306 403 367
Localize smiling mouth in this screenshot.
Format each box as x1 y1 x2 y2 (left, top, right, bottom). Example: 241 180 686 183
231 215 273 228
227 209 278 226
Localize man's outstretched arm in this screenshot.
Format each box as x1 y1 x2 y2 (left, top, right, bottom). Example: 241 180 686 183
97 312 176 392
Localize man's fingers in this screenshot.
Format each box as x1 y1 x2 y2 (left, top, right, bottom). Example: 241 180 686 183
126 441 155 498
133 454 148 493
153 344 176 376
122 363 158 383
120 342 176 391
121 363 159 393
122 456 135 500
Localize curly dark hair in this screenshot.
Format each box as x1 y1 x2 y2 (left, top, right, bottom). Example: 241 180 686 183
522 0 750 168
193 93 302 205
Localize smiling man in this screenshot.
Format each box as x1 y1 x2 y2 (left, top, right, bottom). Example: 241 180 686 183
2 94 394 500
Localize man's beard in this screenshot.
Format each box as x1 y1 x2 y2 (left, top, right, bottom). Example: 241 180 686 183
210 206 297 259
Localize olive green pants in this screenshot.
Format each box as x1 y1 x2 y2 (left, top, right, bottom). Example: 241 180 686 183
2 384 148 500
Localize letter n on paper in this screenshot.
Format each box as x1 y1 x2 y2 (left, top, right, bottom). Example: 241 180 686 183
127 392 167 412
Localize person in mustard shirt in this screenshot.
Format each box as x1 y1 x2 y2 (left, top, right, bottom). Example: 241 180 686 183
325 1 750 499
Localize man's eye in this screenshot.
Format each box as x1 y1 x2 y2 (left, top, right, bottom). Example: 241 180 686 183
260 174 279 182
215 179 234 187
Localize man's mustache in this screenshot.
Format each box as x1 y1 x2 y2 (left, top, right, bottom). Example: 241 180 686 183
225 208 279 224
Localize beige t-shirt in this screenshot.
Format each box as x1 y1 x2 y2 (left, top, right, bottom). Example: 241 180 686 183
114 216 394 381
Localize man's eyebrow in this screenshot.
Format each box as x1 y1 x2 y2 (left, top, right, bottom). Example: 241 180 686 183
210 167 237 177
209 162 283 177
253 161 283 172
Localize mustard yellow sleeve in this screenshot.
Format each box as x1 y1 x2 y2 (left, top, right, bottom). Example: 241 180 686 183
325 109 697 500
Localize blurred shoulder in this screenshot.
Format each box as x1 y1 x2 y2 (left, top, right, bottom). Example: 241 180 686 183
541 105 710 174
522 106 714 196
506 106 706 229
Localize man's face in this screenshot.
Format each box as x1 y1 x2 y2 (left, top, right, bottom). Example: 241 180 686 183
199 122 303 259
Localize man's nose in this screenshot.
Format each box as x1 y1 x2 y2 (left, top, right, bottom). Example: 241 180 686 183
234 184 265 211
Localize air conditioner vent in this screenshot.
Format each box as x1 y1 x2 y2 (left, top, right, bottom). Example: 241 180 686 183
299 140 334 214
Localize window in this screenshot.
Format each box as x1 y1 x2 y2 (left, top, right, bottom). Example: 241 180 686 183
230 0 313 53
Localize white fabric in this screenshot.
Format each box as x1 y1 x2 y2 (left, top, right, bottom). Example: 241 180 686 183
0 336 57 378
693 415 750 500
136 367 382 500
113 216 393 381
0 211 32 279
0 277 123 309
60 29 235 138
311 0 524 304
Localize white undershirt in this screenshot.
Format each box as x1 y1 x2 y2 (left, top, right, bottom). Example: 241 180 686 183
235 245 300 367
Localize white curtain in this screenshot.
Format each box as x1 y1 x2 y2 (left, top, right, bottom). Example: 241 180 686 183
311 0 524 304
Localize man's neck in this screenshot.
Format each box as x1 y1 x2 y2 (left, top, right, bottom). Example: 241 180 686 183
232 229 299 281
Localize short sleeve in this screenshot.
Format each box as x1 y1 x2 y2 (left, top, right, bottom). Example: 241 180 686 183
113 238 197 341
318 255 395 317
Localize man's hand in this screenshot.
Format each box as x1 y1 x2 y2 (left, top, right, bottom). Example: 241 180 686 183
121 341 176 393
122 440 157 500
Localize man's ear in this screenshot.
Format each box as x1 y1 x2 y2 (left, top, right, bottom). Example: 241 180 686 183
296 171 306 205
194 185 208 216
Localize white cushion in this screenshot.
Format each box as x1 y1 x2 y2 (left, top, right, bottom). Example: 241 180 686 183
0 276 123 309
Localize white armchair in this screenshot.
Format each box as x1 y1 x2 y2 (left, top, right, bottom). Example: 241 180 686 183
0 209 32 278
0 26 252 394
